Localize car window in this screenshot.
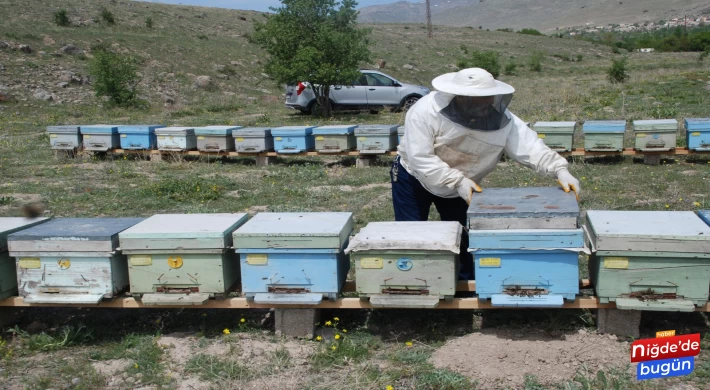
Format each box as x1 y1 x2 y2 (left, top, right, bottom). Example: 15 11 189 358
354 74 368 86
365 73 395 87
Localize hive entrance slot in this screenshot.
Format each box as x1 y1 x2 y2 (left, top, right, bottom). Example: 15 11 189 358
625 288 680 302
267 287 311 294
503 286 548 297
156 287 200 294
381 287 430 296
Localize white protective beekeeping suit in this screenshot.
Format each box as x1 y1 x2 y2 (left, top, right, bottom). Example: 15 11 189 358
397 68 580 201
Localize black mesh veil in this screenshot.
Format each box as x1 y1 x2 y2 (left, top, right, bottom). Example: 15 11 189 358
440 94 513 131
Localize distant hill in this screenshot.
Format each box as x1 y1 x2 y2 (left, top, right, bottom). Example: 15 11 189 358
358 0 710 31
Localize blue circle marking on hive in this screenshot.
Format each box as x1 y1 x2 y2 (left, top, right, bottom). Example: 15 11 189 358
397 258 413 271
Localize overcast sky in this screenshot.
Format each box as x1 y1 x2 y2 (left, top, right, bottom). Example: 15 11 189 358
136 0 417 12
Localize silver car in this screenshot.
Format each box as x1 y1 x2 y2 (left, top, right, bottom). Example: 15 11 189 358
285 69 431 115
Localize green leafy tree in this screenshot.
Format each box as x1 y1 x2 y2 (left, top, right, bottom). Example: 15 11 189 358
145 16 153 29
458 50 501 78
607 57 629 83
518 28 543 36
54 9 70 27
100 7 115 25
252 0 370 117
89 46 141 106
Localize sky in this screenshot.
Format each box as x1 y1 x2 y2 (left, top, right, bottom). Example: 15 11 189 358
136 0 417 12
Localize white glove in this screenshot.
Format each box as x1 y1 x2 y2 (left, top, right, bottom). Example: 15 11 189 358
557 169 581 200
456 178 482 205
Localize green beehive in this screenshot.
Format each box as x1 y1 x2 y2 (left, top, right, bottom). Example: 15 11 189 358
0 218 50 300
531 121 576 152
582 120 626 152
586 210 710 312
632 119 678 152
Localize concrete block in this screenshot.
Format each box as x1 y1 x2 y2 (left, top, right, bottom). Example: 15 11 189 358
150 151 163 162
596 308 641 339
356 155 376 168
255 156 275 166
274 308 320 339
643 154 661 166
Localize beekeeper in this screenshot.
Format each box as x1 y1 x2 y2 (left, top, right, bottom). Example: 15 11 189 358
391 67 581 280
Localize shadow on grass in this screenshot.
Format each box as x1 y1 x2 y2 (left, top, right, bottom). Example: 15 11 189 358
581 155 625 165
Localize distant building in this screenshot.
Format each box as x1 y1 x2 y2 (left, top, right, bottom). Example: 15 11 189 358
638 48 655 53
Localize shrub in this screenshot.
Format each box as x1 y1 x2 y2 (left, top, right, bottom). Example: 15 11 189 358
576 54 584 62
612 46 621 54
89 47 140 106
504 62 517 75
459 50 501 78
53 9 70 27
529 52 543 72
607 57 629 83
496 28 514 32
518 28 543 36
100 8 115 25
145 16 153 29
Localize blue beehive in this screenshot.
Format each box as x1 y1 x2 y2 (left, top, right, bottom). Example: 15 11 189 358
81 125 120 151
582 120 626 152
117 125 164 150
271 126 316 153
685 118 710 151
699 210 710 227
232 212 353 305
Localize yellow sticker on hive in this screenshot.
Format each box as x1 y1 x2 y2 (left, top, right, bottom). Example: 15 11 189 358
158 136 166 140
691 132 701 136
57 259 71 269
315 136 324 141
538 134 546 139
130 255 152 266
358 137 367 141
235 137 244 142
84 135 91 139
479 258 501 267
50 134 58 138
197 136 205 140
636 133 646 138
18 258 41 269
604 257 629 269
121 134 127 138
656 330 675 338
167 256 183 269
246 254 268 265
360 257 383 269
275 137 283 141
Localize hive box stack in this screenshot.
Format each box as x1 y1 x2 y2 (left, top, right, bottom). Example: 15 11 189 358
155 127 197 151
587 210 710 311
347 221 462 308
81 125 120 152
119 214 248 305
8 218 144 304
355 124 399 154
531 121 576 152
195 126 242 152
632 119 678 152
118 125 164 150
312 125 357 153
0 218 49 300
271 126 316 153
233 212 353 305
582 120 626 152
233 127 274 152
47 125 82 151
467 187 583 307
684 118 710 151
397 126 405 144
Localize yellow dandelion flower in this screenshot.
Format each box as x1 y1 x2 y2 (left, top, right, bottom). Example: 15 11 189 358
223 328 231 335
133 363 139 369
665 205 670 208
342 329 347 333
406 341 413 347
694 202 701 207
240 318 246 323
331 345 337 351
333 317 340 322
386 386 394 390
316 336 322 341
335 334 341 340
581 176 586 180
325 321 332 326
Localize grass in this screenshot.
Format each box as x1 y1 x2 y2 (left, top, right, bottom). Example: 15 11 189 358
184 354 256 381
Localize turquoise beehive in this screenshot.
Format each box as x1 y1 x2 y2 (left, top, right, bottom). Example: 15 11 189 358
685 118 710 151
271 126 316 153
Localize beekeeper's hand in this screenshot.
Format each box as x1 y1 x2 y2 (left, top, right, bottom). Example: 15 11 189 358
456 178 482 205
557 169 581 200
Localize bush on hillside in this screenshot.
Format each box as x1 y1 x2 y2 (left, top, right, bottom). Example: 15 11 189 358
89 47 142 106
100 8 116 25
458 50 501 78
504 62 517 75
145 17 153 29
518 28 543 36
607 57 629 83
54 9 70 27
528 52 543 72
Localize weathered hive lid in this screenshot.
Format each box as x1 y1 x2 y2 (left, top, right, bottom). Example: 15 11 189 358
47 125 80 134
532 121 576 133
0 218 50 251
586 210 710 253
233 127 271 137
355 124 398 134
117 125 165 134
119 213 248 251
194 126 243 136
80 125 118 134
467 187 579 230
699 210 710 227
632 119 678 132
684 118 710 130
155 127 195 135
312 125 357 135
8 218 144 253
271 126 315 136
582 120 626 133
345 221 461 254
233 212 353 249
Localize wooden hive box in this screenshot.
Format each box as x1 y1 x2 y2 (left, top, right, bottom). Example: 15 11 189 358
8 218 144 304
117 125 164 150
355 125 399 154
271 126 316 154
313 125 357 153
347 221 461 308
195 126 242 152
47 125 82 151
155 127 197 151
233 127 274 153
0 218 50 300
233 212 353 305
80 125 120 152
531 121 576 152
119 213 248 306
632 119 678 152
582 120 626 152
586 210 710 312
684 118 710 151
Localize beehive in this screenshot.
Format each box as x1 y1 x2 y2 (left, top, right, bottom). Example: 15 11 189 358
47 125 82 151
699 210 710 227
119 214 248 305
466 187 579 230
155 127 197 151
684 118 710 151
632 119 678 152
313 125 357 153
194 126 242 152
271 126 316 153
586 210 710 311
347 221 461 308
355 125 399 154
81 125 120 152
233 212 353 305
582 120 626 152
8 218 144 304
117 125 164 150
0 218 49 300
397 126 405 144
531 121 576 152
233 127 274 153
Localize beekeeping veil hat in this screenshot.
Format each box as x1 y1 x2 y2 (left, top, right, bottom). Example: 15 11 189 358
432 68 515 131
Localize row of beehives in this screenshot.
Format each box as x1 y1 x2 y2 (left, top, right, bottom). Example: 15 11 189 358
47 124 403 154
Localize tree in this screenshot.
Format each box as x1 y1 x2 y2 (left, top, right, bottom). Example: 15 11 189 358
89 46 141 106
252 0 370 117
459 50 501 78
607 57 629 83
54 9 70 27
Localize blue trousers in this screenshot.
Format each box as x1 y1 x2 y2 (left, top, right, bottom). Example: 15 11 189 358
390 156 474 280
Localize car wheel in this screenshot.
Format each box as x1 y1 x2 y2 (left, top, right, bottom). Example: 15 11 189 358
400 95 420 112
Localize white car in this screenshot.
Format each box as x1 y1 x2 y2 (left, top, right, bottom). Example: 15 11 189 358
285 69 431 115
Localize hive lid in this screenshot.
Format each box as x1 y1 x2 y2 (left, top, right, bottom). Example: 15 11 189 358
582 120 626 133
233 127 271 136
312 125 357 135
345 221 461 254
155 127 195 135
117 125 165 134
699 210 710 227
355 125 398 134
271 126 315 136
233 212 353 249
532 121 576 133
685 118 710 130
585 210 710 253
119 213 249 251
8 218 144 253
0 218 50 251
80 125 118 134
194 126 243 136
633 119 678 132
47 125 80 134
